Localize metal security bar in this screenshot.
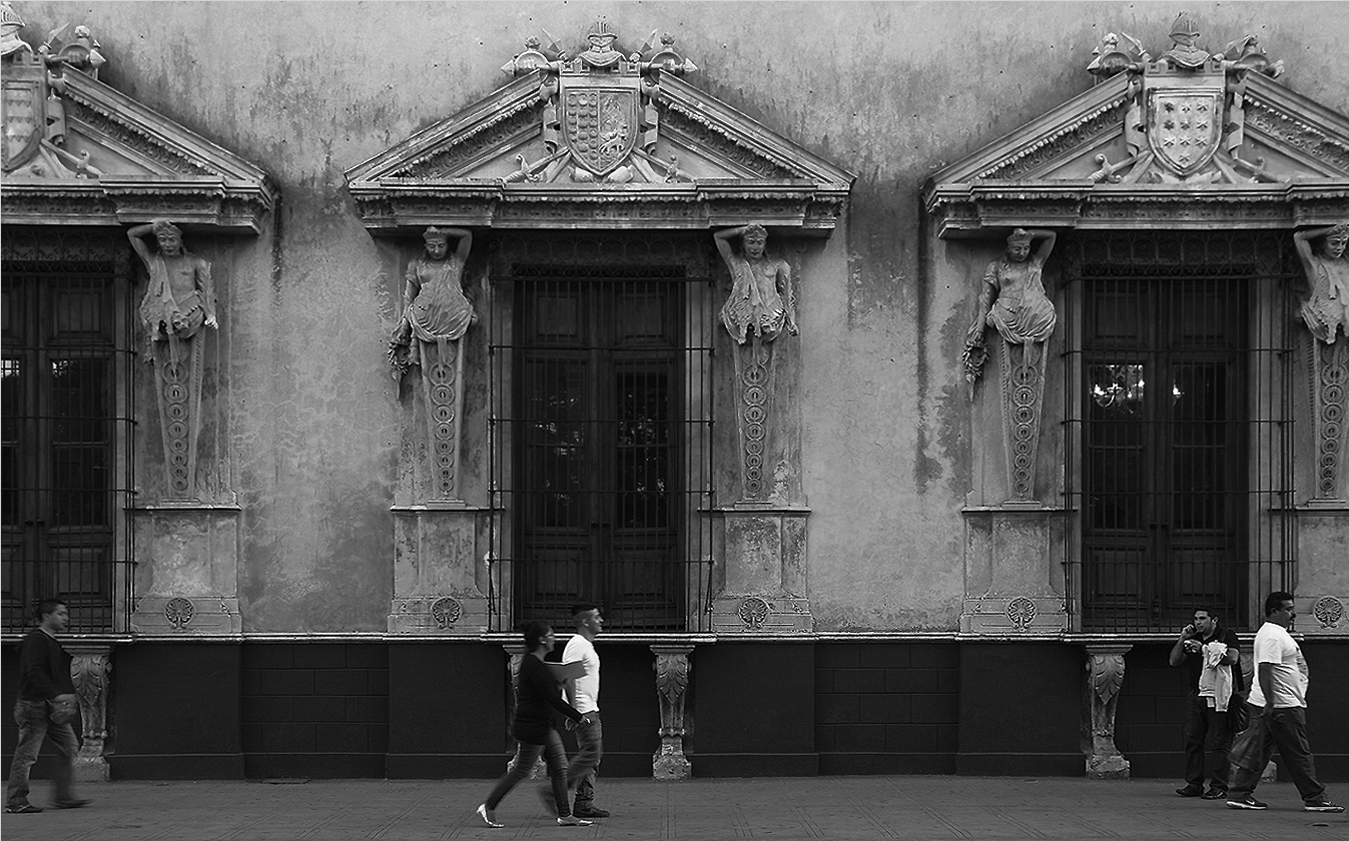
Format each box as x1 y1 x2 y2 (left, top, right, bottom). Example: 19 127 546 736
2 266 136 633
487 267 716 633
1062 233 1297 632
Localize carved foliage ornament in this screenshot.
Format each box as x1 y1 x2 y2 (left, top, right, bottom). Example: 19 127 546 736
1313 596 1345 629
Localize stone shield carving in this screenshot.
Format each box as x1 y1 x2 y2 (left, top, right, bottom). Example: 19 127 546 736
562 85 639 176
1 73 43 172
1146 87 1223 176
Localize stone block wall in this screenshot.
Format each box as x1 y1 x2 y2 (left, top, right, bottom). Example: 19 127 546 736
240 643 389 778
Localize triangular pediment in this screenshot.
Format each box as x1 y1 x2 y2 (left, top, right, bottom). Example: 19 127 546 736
345 29 853 236
2 41 274 233
926 46 1348 237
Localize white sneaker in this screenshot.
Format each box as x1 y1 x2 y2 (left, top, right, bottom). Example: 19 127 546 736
557 815 593 826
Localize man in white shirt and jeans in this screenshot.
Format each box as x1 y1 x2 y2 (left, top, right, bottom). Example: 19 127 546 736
1227 591 1344 812
562 602 608 819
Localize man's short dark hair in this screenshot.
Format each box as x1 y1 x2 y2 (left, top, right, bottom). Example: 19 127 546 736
571 602 600 618
1264 591 1295 617
1193 607 1216 619
35 598 66 621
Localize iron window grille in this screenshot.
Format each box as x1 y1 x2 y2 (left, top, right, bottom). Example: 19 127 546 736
486 263 716 633
2 242 137 635
1061 232 1297 633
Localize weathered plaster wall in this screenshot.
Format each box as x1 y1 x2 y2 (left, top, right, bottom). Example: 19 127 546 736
16 1 1347 632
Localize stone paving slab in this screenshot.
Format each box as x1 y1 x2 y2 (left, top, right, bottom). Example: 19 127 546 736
1 776 1345 841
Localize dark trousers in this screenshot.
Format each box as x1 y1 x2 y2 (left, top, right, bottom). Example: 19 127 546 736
1229 704 1327 803
483 729 572 817
1183 694 1233 790
5 700 79 808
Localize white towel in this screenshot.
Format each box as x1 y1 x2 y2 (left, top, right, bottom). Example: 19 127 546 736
1197 640 1233 712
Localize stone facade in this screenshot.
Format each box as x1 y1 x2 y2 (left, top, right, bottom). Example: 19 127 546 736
1 2 1346 781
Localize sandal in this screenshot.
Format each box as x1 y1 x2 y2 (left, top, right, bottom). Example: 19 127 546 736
6 803 42 814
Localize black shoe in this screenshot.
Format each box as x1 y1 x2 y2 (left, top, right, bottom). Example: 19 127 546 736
5 803 42 814
1304 800 1346 813
1175 785 1204 797
574 805 610 818
53 799 90 809
1227 794 1268 810
1201 788 1227 800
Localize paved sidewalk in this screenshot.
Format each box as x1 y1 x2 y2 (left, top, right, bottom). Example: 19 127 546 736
1 776 1345 841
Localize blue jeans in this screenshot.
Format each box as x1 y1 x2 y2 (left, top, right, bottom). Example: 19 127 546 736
484 729 572 817
5 700 79 808
566 712 603 808
1229 704 1327 803
1182 695 1232 790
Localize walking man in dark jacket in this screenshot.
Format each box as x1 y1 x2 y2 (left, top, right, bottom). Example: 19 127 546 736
5 598 89 814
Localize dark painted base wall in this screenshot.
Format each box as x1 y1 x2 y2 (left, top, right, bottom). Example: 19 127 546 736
2 639 1344 781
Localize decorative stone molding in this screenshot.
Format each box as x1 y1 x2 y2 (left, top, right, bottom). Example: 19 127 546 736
387 507 491 634
132 595 240 635
0 22 274 232
1313 596 1346 630
66 645 113 782
712 595 812 634
345 21 853 235
924 17 1347 239
1305 337 1349 501
1083 645 1131 779
651 645 693 780
960 596 1067 635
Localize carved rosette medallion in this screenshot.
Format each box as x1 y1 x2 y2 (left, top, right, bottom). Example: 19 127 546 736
1006 596 1037 630
737 596 770 630
431 596 463 629
164 596 194 629
1307 338 1348 500
739 344 772 499
1313 596 1345 629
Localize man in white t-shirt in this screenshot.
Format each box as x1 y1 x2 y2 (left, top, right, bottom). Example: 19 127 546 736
1227 591 1344 813
562 602 607 819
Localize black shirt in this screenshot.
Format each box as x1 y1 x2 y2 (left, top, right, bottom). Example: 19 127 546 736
15 628 76 701
513 653 583 745
1181 625 1243 696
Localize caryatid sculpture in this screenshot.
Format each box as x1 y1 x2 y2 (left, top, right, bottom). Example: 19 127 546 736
715 224 797 502
963 228 1058 504
1293 223 1349 501
129 220 217 499
388 226 476 501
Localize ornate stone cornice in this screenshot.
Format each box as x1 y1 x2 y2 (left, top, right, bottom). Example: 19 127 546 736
344 48 853 235
347 180 849 234
928 181 1349 235
1 62 275 234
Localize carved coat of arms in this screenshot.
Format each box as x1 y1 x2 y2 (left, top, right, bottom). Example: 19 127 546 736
1146 85 1223 176
1 62 44 172
562 84 639 176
